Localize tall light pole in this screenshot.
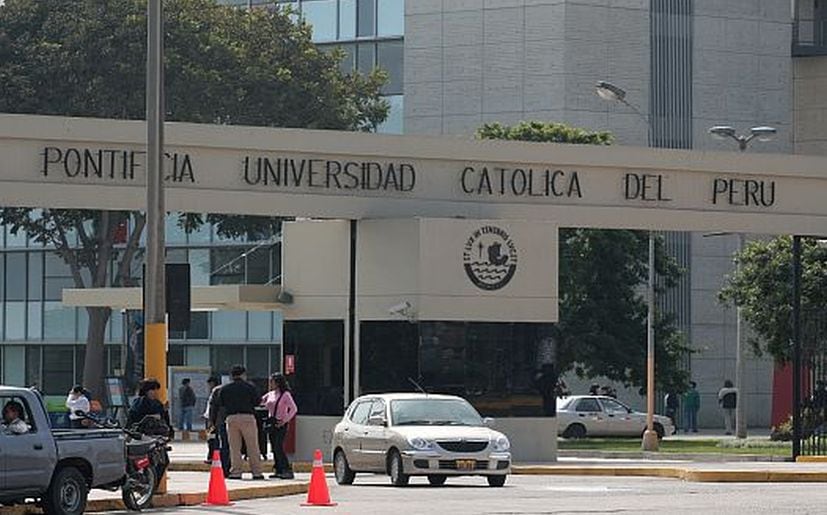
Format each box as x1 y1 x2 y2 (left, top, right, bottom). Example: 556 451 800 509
595 80 659 451
708 125 777 440
145 0 167 493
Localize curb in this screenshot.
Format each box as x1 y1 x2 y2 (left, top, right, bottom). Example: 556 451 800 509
558 450 791 463
796 456 827 463
0 482 309 514
512 465 827 483
169 461 332 473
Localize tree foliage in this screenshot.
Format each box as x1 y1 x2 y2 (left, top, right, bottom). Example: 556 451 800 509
0 0 388 398
477 121 689 392
719 236 827 363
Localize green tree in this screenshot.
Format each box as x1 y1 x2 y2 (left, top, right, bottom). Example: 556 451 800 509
719 236 827 363
477 121 689 392
0 0 388 399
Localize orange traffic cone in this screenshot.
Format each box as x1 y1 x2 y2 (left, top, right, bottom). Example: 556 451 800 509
301 449 337 507
204 450 232 506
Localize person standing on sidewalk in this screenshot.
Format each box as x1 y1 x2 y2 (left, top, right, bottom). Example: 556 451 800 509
66 385 91 429
683 381 700 433
214 365 265 480
261 373 297 479
178 378 196 434
205 376 230 475
718 380 738 435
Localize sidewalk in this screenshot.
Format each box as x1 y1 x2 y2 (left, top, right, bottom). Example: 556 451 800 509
0 471 309 514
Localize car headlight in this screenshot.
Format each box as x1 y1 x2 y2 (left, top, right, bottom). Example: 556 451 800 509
492 435 510 452
407 436 433 451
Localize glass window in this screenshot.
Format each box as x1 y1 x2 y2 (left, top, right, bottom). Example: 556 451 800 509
187 312 210 340
211 345 245 377
377 95 404 134
368 398 386 421
42 346 75 395
5 253 26 301
5 302 25 340
357 42 375 75
391 399 484 426
284 320 344 415
601 398 631 415
360 321 418 393
246 346 270 388
303 0 337 42
5 226 27 247
187 217 211 244
166 248 188 264
27 302 42 340
246 248 271 284
377 0 404 36
107 345 123 376
335 43 356 74
77 308 88 342
0 253 4 302
211 248 245 285
273 311 284 343
377 40 403 95
44 301 76 340
189 249 210 286
28 253 43 300
45 253 70 276
212 311 247 341
248 311 272 341
165 213 186 244
357 0 375 37
168 345 186 367
350 400 372 425
109 309 124 343
45 277 75 302
339 0 356 39
576 398 602 412
25 346 42 389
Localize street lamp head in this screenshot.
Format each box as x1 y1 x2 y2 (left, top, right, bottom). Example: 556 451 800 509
595 81 626 103
750 126 777 142
709 126 737 140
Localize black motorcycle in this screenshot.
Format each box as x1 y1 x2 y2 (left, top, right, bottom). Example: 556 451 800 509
80 412 171 511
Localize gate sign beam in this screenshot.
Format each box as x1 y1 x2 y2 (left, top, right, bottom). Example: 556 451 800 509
1 114 827 236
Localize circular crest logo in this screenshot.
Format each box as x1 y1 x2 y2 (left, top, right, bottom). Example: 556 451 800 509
463 225 518 291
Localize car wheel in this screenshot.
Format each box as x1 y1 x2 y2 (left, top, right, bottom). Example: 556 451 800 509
334 450 356 485
563 423 587 439
427 475 447 486
487 475 507 488
388 450 409 487
42 466 88 515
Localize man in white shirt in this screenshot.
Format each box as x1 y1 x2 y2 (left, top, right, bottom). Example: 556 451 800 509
66 385 91 429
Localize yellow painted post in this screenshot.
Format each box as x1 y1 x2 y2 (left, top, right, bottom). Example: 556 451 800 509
144 322 168 493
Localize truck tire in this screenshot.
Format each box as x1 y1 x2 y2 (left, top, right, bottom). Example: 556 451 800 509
42 466 88 515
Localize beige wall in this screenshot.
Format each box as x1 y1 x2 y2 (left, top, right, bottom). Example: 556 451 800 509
356 218 558 322
795 56 827 156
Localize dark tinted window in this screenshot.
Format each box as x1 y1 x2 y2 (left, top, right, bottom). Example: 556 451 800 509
576 398 602 412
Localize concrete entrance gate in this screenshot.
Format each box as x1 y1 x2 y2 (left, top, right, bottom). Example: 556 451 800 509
3 114 827 461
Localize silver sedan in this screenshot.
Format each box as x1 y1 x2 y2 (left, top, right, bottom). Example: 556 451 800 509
331 393 512 487
557 395 676 439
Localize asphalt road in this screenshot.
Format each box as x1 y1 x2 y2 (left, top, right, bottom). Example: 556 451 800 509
106 474 827 514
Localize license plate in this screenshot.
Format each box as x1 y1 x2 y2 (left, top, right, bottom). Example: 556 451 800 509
456 460 476 471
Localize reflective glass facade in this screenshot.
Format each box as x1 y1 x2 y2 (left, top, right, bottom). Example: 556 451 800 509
0 215 284 396
218 0 405 134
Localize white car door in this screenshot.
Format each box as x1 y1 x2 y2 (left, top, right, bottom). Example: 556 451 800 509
599 398 639 436
573 397 608 436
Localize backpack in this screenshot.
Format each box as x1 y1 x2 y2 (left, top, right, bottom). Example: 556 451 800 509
722 391 736 409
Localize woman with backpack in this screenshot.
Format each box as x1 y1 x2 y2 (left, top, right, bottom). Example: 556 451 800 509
261 373 297 479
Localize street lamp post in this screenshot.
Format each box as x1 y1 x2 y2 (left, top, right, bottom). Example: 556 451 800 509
708 125 777 440
145 0 167 490
595 80 659 451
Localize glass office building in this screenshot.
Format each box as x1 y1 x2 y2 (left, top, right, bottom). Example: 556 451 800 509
220 0 405 134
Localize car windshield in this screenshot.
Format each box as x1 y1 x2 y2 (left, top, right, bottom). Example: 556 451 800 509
390 398 484 427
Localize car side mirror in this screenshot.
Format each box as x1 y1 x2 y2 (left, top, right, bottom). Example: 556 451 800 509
368 414 387 427
483 417 495 427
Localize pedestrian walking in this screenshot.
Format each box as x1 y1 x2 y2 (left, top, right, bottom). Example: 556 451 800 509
213 365 265 480
261 373 298 479
718 380 737 435
66 385 90 429
178 378 196 433
683 381 700 433
664 390 679 426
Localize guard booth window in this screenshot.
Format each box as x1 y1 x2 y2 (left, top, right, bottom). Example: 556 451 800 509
283 320 344 416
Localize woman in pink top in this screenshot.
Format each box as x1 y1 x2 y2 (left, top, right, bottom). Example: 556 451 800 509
261 373 297 479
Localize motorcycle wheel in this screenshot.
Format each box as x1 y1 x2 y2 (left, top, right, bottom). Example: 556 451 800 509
121 466 157 512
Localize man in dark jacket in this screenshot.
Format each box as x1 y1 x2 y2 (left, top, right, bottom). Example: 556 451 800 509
212 365 264 480
178 378 196 433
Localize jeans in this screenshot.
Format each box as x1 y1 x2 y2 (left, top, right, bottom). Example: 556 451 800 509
179 406 194 431
267 424 292 475
207 423 231 476
684 407 698 432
